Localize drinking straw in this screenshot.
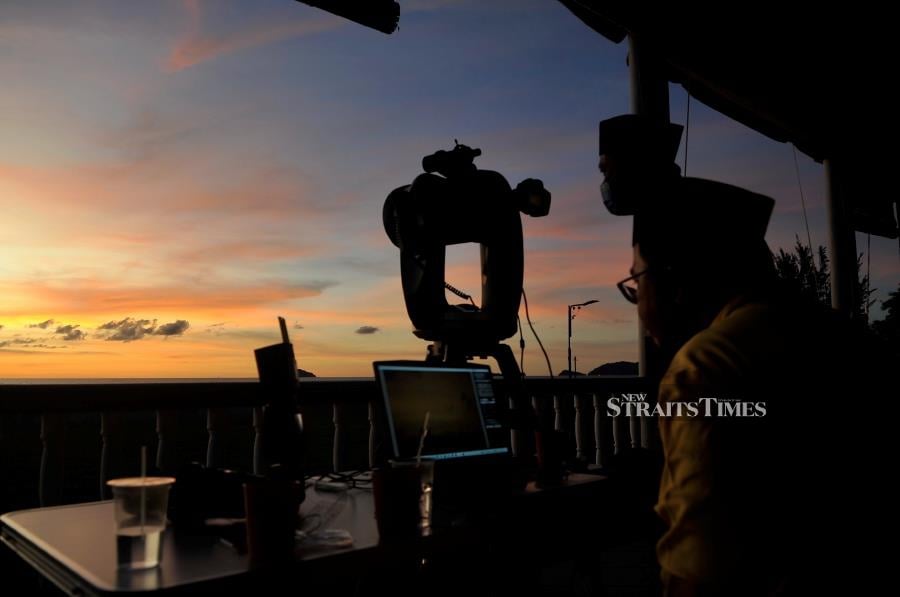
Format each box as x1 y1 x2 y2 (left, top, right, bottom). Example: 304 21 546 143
415 411 431 467
278 316 289 344
140 445 147 533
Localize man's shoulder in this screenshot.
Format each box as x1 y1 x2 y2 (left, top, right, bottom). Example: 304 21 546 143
662 300 795 390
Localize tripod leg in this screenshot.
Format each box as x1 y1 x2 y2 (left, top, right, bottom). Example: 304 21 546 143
489 344 535 462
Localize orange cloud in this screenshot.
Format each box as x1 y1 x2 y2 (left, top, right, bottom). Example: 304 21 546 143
165 0 466 76
172 241 318 264
167 4 342 72
0 157 317 217
0 279 332 317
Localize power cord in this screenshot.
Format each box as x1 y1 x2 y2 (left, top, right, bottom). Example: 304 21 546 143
521 288 553 377
517 315 526 375
305 470 373 492
413 255 478 307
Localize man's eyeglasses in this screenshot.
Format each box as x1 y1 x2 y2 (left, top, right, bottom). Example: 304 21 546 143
616 269 649 304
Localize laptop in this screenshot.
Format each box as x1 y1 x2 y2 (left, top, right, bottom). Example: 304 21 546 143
373 361 509 462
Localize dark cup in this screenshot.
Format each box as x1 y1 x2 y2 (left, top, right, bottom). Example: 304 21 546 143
535 429 567 487
372 461 433 541
254 342 298 390
243 478 302 566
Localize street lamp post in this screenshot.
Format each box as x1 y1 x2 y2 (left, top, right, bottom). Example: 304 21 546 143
567 300 598 378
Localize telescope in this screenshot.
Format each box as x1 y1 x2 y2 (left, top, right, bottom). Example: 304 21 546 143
383 142 551 356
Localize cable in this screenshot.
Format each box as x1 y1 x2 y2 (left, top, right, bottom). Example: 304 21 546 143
792 145 815 254
306 470 373 491
517 315 525 375
299 490 349 535
683 90 691 176
866 232 871 322
792 144 819 293
413 255 478 307
445 281 477 307
521 289 553 377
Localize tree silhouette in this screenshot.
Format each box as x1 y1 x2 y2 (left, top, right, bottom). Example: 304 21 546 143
871 283 900 354
773 236 875 321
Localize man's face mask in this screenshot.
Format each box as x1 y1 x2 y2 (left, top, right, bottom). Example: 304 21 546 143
599 158 679 217
601 177 637 216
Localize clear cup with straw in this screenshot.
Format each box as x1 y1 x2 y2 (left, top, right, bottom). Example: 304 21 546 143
107 446 175 570
373 412 434 539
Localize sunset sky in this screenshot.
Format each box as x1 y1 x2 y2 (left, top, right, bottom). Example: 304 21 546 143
1 0 896 378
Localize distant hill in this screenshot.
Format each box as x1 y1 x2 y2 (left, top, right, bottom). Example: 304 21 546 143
557 370 586 377
588 361 639 376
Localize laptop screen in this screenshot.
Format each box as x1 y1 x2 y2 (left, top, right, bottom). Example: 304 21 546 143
374 362 508 461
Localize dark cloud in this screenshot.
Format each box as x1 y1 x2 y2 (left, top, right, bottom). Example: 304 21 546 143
28 319 55 329
0 342 67 351
205 322 226 336
155 320 190 337
55 324 86 341
0 338 38 347
355 326 380 335
0 342 68 354
212 329 275 342
95 317 189 340
0 324 4 330
97 318 157 342
294 322 304 330
98 318 134 330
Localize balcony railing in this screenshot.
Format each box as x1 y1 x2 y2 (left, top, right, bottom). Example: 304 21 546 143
0 376 650 511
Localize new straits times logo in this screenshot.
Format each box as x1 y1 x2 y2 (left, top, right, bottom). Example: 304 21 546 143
607 393 767 418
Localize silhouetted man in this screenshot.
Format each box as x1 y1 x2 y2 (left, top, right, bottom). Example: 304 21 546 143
599 115 871 596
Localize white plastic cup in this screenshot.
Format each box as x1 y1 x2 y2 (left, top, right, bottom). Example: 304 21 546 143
107 477 175 570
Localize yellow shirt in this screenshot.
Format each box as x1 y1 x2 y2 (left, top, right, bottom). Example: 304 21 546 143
655 297 802 588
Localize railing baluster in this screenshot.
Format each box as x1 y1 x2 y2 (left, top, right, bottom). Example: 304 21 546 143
613 404 630 455
367 400 376 470
592 394 602 466
252 407 263 475
155 410 177 473
593 393 616 467
639 413 649 450
574 394 584 461
39 414 65 507
98 412 116 500
629 413 640 449
552 395 562 431
332 402 342 473
509 395 521 458
206 408 220 469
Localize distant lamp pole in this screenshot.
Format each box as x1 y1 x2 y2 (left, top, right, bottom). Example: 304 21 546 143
568 300 598 377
